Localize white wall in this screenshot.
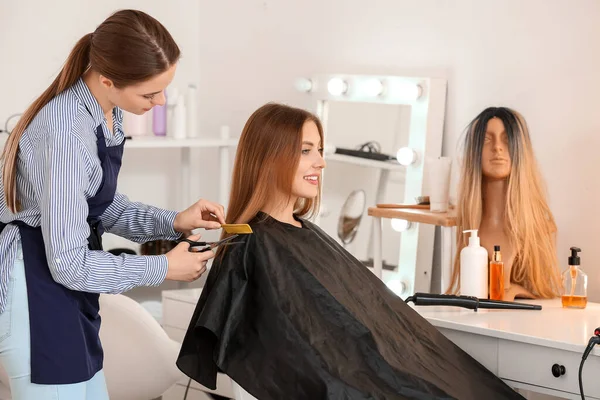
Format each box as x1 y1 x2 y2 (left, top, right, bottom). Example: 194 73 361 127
3 0 600 301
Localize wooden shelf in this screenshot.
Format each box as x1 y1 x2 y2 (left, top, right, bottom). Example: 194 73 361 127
124 136 238 149
368 206 456 227
325 153 405 171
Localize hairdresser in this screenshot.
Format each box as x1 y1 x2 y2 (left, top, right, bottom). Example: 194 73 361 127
0 10 224 400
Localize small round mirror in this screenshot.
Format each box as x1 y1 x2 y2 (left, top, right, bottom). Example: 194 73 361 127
337 189 366 247
4 113 22 135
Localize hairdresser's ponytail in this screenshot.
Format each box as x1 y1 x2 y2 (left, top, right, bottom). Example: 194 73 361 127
2 33 92 212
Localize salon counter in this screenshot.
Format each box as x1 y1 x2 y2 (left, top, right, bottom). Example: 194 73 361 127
415 299 600 399
162 289 599 400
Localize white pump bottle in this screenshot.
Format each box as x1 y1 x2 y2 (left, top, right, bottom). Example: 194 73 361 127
460 229 489 298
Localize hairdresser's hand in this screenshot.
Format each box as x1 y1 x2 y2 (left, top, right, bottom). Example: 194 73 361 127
165 234 215 282
174 199 226 233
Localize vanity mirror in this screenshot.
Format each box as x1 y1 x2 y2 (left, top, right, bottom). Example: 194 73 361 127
295 73 447 296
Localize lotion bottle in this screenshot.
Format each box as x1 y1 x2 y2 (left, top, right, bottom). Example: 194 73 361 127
460 229 489 298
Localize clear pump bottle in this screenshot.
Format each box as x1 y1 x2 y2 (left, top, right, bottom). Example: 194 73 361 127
561 247 587 309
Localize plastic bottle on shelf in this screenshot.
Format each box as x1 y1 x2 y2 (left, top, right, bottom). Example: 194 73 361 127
152 90 167 136
186 84 198 138
173 94 187 139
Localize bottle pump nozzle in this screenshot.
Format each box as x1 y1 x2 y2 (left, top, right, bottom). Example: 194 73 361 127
463 229 480 247
569 247 581 266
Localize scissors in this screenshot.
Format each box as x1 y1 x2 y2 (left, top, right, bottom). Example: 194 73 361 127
176 234 242 252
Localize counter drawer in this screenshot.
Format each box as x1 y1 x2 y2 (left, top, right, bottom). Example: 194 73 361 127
498 340 600 397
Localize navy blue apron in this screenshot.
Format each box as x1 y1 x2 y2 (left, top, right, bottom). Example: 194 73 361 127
0 125 124 384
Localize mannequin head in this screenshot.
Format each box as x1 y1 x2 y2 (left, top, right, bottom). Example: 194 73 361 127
448 107 561 298
481 116 512 180
462 107 533 184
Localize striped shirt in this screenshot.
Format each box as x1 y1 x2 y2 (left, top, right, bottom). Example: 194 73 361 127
0 78 179 314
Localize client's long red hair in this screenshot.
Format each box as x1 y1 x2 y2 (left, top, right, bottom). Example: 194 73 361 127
226 103 324 227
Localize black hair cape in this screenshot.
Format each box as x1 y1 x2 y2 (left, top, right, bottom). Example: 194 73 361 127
176 212 523 400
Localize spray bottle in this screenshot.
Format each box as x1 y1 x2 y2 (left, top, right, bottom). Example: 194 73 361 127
460 230 489 298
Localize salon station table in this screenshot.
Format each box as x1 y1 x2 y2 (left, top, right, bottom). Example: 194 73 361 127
415 299 600 400
162 288 600 400
368 206 456 293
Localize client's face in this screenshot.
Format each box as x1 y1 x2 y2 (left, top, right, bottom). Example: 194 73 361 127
481 117 512 180
291 120 326 199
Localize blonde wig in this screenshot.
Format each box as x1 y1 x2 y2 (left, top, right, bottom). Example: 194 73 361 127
447 107 561 298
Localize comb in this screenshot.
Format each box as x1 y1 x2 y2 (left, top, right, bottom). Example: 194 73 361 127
221 224 253 234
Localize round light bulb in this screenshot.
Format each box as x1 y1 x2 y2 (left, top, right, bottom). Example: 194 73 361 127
364 79 384 97
294 78 313 93
390 218 411 232
327 78 348 96
385 279 407 297
402 83 422 101
396 147 417 166
389 82 423 102
323 143 337 156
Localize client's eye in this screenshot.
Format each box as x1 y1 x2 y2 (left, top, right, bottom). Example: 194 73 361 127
318 148 324 155
302 149 310 155
143 94 155 100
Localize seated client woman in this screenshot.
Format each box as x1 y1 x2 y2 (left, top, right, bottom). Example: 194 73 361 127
447 107 562 300
176 103 524 400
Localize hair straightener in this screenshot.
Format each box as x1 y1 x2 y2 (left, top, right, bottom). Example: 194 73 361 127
404 292 542 311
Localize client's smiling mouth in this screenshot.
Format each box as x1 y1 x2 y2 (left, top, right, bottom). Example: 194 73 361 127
304 175 319 185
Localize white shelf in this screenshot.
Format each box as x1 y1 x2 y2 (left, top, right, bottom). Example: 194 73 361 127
124 136 238 149
325 153 405 171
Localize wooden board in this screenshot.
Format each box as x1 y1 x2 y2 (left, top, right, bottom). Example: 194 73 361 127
376 203 430 210
368 207 457 227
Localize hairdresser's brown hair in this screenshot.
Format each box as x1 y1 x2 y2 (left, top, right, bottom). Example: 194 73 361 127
447 107 561 299
2 9 180 212
225 103 324 227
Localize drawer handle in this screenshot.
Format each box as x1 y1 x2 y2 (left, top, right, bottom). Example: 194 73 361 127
551 363 566 378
